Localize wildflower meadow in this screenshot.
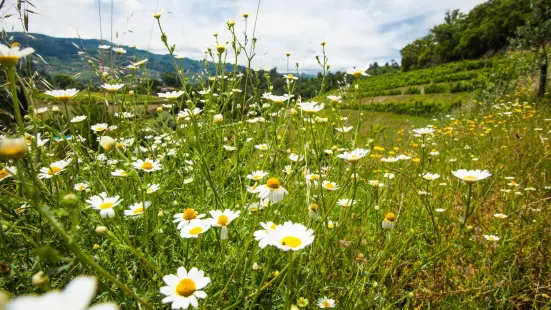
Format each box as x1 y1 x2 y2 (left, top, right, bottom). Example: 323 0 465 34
1 2 551 309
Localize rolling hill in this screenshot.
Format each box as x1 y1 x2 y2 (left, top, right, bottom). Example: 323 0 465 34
8 32 241 82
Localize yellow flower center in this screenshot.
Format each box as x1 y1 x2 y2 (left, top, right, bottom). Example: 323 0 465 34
57 95 73 101
218 215 229 226
189 226 203 235
133 207 144 215
385 212 396 222
325 183 335 189
310 204 318 212
463 175 478 182
100 202 114 210
183 208 197 220
253 175 262 181
0 55 21 66
48 166 62 175
352 72 361 78
141 162 154 170
79 185 86 190
280 236 302 248
266 178 280 190
0 169 8 179
120 171 127 176
287 74 293 80
322 301 331 307
176 278 196 297
116 143 125 149
310 175 319 180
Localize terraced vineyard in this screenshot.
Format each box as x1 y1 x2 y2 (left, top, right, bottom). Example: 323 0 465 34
332 57 510 116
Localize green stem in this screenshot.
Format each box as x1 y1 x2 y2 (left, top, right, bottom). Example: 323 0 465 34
8 65 24 133
284 251 295 309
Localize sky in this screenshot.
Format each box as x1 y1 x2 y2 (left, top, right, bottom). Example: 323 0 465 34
2 0 487 73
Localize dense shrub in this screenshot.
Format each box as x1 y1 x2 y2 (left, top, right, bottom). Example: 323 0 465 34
405 86 421 95
450 81 474 93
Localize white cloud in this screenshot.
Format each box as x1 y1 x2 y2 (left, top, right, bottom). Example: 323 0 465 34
2 0 486 73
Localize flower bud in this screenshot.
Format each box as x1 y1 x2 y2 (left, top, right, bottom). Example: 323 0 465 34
128 90 134 96
153 12 162 19
32 271 49 288
0 137 28 160
252 262 259 270
99 136 116 152
61 193 79 208
95 226 108 235
216 44 226 54
156 107 163 113
93 244 100 250
213 114 224 124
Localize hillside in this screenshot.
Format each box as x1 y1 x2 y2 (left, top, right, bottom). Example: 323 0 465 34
8 32 239 82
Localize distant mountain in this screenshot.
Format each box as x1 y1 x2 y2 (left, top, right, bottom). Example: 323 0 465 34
8 32 242 83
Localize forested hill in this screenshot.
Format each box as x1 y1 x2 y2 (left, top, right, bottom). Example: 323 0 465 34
7 32 240 81
400 0 532 71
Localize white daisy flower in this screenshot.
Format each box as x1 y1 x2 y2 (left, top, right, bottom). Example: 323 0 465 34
252 177 288 204
124 201 151 217
382 212 396 230
111 169 128 177
322 180 338 191
317 296 336 308
101 84 125 93
253 222 277 249
493 213 508 219
422 173 440 181
91 123 108 132
346 65 369 77
264 221 315 251
38 159 72 179
337 149 369 163
0 166 17 182
247 170 268 181
484 234 500 241
160 267 210 309
132 159 163 172
336 198 355 208
0 44 34 66
452 169 492 183
255 144 269 151
180 219 211 238
412 128 434 136
112 47 127 54
44 89 79 101
297 101 324 114
74 182 90 192
86 192 123 218
146 183 160 194
208 209 240 240
71 115 87 123
173 208 206 230
5 276 117 310
158 90 184 100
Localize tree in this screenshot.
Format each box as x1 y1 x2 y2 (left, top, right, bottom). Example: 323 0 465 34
53 74 74 88
516 0 551 97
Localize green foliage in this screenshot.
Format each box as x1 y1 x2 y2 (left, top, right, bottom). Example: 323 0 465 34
424 84 448 94
353 59 497 98
400 0 532 71
450 81 474 93
361 99 462 115
404 86 421 95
